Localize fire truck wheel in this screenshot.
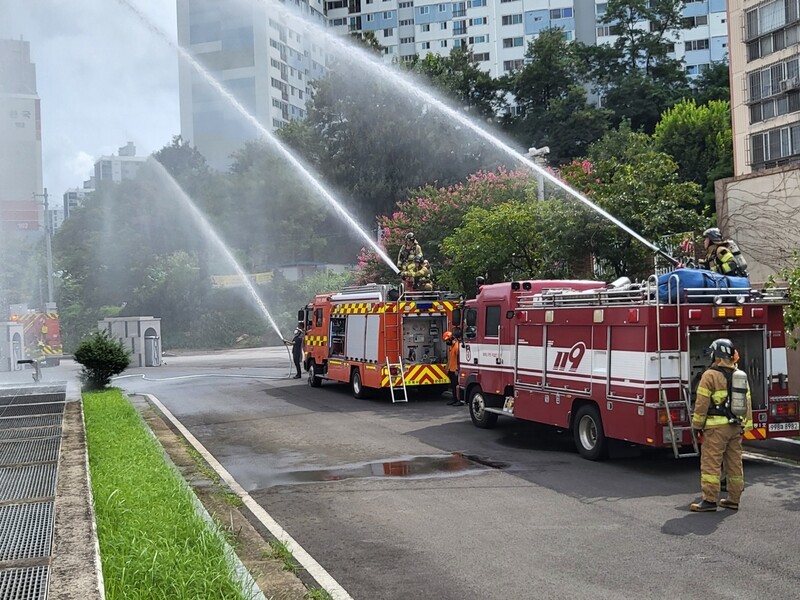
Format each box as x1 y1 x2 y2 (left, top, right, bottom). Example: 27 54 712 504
468 387 498 429
573 404 607 461
350 368 370 399
308 362 322 388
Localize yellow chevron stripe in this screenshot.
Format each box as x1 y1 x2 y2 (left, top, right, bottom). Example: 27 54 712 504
743 427 766 440
305 335 328 347
380 363 449 387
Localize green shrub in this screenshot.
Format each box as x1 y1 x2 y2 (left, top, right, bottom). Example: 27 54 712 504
73 331 131 390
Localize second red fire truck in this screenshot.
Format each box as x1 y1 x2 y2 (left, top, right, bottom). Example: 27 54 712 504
300 283 459 401
455 271 799 460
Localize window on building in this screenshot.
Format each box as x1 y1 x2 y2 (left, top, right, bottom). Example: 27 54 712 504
399 19 413 26
439 3 447 11
366 13 375 22
550 7 572 19
503 59 524 71
469 0 486 7
503 36 523 48
441 39 448 47
383 11 393 18
469 35 487 44
471 51 490 61
422 23 430 31
470 17 487 25
684 39 710 51
422 41 431 49
400 36 415 43
441 21 448 29
501 14 523 26
420 6 430 14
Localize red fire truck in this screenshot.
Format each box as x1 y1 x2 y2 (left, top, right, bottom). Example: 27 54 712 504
456 272 799 459
300 283 459 400
9 303 63 367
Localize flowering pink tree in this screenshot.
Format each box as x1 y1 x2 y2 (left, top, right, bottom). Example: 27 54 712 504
354 169 537 287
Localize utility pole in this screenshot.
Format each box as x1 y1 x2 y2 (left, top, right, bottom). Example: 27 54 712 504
33 188 54 304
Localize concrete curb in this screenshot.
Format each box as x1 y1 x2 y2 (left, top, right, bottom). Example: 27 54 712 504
48 384 104 600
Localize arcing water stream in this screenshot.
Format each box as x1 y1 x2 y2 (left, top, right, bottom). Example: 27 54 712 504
146 158 284 340
255 0 675 264
116 0 401 274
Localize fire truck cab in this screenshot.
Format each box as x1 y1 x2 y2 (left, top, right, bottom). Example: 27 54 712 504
8 303 63 368
457 273 799 459
300 283 459 401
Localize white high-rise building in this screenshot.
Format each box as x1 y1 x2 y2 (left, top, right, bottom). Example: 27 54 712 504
177 0 327 171
93 142 146 185
0 38 43 234
332 0 729 78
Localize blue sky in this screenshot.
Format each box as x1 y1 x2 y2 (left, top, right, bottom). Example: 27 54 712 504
0 0 180 205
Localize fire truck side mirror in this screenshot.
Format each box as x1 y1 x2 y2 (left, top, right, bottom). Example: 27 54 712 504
465 326 477 339
297 309 305 323
451 308 462 326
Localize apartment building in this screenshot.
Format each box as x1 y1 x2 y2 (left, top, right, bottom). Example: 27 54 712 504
716 0 800 284
330 0 729 78
177 0 327 170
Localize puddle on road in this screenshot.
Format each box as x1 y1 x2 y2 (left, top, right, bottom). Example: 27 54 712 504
257 452 507 489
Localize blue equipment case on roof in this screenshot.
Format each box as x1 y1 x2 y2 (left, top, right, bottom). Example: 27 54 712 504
657 269 750 304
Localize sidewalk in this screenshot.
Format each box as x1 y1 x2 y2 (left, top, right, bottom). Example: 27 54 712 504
0 371 103 600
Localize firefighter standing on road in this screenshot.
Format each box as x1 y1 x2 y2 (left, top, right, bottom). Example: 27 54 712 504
443 331 463 406
690 338 753 512
284 328 304 379
698 228 749 277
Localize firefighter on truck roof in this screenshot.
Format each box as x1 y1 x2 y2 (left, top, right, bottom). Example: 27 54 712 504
698 227 749 278
690 339 753 512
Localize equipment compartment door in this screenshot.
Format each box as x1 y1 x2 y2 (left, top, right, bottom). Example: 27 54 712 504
346 315 367 360
608 326 647 400
365 315 380 362
544 325 592 394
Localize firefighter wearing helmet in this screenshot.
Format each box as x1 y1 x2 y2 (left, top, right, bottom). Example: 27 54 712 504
689 338 753 512
698 228 749 277
443 331 463 406
397 232 423 269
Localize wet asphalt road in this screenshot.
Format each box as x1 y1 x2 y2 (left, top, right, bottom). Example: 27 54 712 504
110 348 800 600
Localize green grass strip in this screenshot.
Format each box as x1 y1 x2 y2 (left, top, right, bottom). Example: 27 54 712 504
84 389 249 600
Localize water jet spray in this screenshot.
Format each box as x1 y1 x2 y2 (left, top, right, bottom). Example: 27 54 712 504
116 0 400 274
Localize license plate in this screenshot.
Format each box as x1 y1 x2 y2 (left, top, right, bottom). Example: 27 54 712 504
767 422 800 432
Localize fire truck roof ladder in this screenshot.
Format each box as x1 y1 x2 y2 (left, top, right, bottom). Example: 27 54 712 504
653 278 700 458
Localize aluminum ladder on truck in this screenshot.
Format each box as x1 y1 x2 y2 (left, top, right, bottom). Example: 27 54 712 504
652 273 700 458
383 308 408 403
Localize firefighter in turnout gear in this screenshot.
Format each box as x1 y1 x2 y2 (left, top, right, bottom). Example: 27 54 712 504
698 228 749 277
397 232 423 267
413 258 433 291
443 331 462 406
690 338 753 512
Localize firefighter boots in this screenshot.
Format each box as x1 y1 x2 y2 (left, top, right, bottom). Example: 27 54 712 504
690 499 718 512
719 498 739 510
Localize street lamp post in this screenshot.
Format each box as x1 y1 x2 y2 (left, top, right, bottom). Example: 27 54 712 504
33 188 54 304
526 146 550 201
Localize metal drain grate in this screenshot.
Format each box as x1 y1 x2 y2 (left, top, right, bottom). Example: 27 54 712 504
0 464 57 502
0 502 54 561
0 565 49 600
0 404 65 418
0 394 65 406
0 415 63 430
0 439 61 467
0 427 62 441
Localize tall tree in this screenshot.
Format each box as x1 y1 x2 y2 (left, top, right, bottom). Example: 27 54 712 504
579 0 690 132
691 60 732 105
502 28 612 164
410 47 503 119
653 98 733 213
560 128 705 279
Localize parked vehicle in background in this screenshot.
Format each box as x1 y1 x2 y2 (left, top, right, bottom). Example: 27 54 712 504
9 302 63 367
